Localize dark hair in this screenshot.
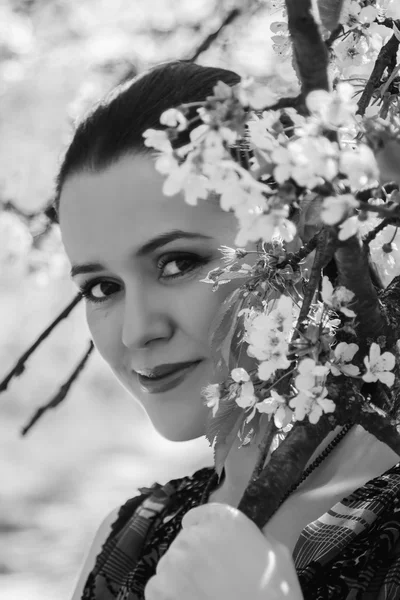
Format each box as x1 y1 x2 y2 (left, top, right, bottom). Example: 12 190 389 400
52 60 240 221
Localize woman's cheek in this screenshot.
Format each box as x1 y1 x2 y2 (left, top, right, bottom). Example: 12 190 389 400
86 307 118 364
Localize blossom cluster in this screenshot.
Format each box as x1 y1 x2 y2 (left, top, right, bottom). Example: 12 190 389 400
203 286 396 434
143 77 390 258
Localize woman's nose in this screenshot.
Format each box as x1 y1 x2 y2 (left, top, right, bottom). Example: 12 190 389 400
121 283 173 350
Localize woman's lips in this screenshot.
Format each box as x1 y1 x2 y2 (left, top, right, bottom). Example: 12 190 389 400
137 360 203 394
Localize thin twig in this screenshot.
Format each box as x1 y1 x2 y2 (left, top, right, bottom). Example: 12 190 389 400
325 24 344 49
1 199 54 223
358 200 400 219
261 94 303 112
363 217 395 245
188 8 241 62
0 293 83 393
21 341 95 436
278 233 319 269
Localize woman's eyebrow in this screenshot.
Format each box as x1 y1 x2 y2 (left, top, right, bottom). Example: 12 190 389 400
69 229 213 278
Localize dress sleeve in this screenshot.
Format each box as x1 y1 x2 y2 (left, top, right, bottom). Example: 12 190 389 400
72 487 156 600
102 488 153 549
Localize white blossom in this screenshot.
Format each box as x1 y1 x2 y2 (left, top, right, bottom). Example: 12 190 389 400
383 0 400 19
244 295 293 382
142 128 173 153
362 343 396 387
202 383 221 418
338 215 364 241
258 351 291 381
321 276 356 318
290 386 336 424
0 212 32 268
236 79 278 110
306 83 357 129
329 342 360 377
235 380 257 409
256 390 293 428
273 136 339 188
358 5 378 23
160 156 210 205
295 358 329 392
334 33 370 74
339 144 379 189
321 194 359 226
234 209 297 247
247 113 281 153
159 108 188 131
231 368 251 383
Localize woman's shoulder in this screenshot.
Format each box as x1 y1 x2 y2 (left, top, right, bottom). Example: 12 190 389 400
70 489 152 600
70 465 214 600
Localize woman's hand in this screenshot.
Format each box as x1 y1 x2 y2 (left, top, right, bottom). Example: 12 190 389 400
144 502 303 600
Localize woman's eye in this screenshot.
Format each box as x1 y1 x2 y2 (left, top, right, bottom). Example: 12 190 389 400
79 280 119 304
158 254 206 279
78 254 207 303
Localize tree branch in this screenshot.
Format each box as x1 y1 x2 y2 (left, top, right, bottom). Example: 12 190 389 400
238 416 335 528
357 25 400 116
334 237 388 343
285 0 330 97
21 341 95 436
292 227 336 337
0 293 83 393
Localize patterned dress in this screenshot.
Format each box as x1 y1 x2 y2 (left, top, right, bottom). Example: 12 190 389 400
81 463 400 599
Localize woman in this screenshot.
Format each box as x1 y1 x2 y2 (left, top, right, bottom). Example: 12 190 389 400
55 61 400 599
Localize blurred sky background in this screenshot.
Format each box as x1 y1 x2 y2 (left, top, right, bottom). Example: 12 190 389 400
0 0 296 597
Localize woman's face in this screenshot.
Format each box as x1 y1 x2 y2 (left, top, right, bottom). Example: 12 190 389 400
59 153 256 441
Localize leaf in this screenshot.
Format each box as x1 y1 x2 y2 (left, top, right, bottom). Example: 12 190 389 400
317 0 345 34
208 287 248 374
214 411 247 478
205 387 251 477
205 391 242 448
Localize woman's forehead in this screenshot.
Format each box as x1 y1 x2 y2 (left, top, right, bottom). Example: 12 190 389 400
59 154 237 262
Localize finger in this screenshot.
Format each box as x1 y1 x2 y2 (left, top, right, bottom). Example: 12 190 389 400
181 502 240 529
145 570 203 600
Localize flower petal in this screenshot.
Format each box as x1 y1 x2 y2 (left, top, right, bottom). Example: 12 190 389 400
318 398 336 414
377 351 396 372
256 399 276 414
369 343 381 364
341 307 356 318
377 371 395 388
341 364 360 377
298 358 317 375
231 368 250 383
362 370 377 383
321 276 333 305
309 404 323 424
258 361 277 381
